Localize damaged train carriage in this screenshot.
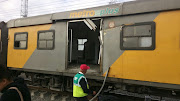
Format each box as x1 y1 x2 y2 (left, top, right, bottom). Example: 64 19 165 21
6 0 180 99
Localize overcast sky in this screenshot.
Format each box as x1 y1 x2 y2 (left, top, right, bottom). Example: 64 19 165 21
0 0 134 22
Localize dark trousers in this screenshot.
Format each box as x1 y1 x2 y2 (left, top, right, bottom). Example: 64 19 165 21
74 96 88 101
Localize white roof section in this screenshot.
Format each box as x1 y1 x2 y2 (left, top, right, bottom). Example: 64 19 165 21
7 0 180 28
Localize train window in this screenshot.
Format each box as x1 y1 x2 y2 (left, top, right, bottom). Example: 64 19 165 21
78 39 87 51
37 30 55 50
14 32 28 49
120 22 155 50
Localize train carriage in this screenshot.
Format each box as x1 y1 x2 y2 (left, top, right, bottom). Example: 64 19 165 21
5 0 180 100
0 21 8 67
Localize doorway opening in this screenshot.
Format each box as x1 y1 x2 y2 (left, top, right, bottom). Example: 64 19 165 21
67 19 101 73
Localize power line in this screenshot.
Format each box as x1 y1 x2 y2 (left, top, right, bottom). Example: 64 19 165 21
0 1 108 14
0 0 111 21
0 13 19 15
0 0 108 17
0 8 20 12
28 1 108 12
0 13 19 16
0 0 109 13
0 2 107 18
0 9 20 14
0 0 85 13
28 0 95 7
28 0 104 9
0 0 8 3
0 10 20 14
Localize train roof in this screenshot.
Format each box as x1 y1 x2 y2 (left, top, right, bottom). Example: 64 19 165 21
7 0 180 28
0 21 5 25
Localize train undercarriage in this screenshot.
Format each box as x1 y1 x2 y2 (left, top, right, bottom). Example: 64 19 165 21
10 69 180 101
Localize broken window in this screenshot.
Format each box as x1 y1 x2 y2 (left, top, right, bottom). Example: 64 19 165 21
14 32 28 49
78 39 87 51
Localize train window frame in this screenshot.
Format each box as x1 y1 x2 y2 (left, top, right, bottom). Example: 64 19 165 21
37 30 55 50
14 32 28 49
78 39 87 51
120 22 155 50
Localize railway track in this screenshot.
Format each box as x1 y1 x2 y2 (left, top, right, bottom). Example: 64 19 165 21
28 85 180 101
1 85 180 101
28 85 73 101
105 89 180 101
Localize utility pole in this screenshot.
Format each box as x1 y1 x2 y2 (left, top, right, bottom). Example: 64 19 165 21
21 0 28 17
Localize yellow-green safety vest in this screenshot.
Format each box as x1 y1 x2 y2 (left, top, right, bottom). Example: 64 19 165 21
73 73 89 97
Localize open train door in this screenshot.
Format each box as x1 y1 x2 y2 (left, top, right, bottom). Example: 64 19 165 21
67 19 101 73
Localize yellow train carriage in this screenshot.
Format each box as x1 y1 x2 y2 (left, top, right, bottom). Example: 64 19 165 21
6 0 180 99
106 10 180 86
8 24 52 68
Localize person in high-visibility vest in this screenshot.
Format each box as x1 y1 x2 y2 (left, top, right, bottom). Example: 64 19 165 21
73 64 96 101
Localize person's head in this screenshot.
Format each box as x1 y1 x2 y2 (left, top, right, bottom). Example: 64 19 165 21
0 65 12 92
80 64 90 74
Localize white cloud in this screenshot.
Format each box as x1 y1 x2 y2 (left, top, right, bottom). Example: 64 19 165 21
0 0 21 21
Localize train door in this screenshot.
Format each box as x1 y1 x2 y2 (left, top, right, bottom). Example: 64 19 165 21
67 19 101 73
102 26 124 74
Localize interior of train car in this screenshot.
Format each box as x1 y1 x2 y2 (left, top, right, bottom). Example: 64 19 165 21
67 19 101 71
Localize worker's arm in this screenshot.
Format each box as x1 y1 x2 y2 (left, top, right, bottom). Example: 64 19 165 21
79 78 93 94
